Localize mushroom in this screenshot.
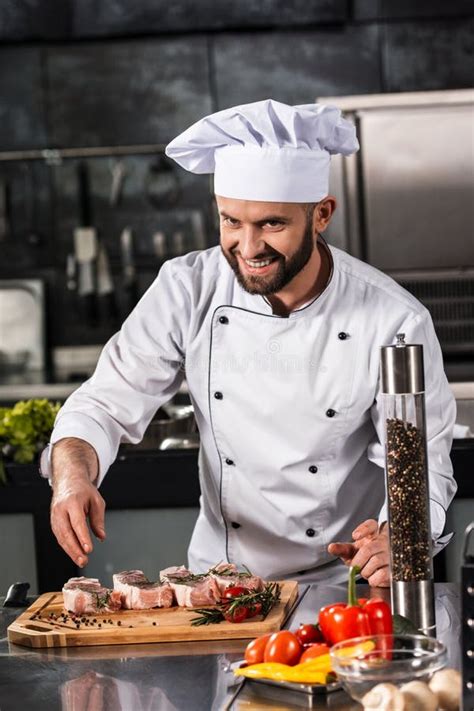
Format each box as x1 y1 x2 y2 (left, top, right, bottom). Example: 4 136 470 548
361 683 406 710
401 681 438 711
428 668 461 711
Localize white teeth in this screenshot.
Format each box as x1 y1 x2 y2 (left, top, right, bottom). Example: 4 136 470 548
245 258 275 268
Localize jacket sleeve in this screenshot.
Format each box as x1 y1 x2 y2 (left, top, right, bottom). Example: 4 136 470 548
50 260 190 486
367 308 457 544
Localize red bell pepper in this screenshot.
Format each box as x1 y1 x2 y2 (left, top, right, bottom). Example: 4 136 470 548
318 566 393 647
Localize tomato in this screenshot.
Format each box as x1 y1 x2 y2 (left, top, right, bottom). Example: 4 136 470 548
244 633 272 664
223 605 248 623
295 623 325 646
263 631 303 666
223 586 250 600
299 643 330 663
246 602 262 618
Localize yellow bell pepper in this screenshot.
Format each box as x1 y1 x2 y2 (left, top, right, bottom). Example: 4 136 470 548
295 653 331 669
234 663 291 680
284 669 329 684
234 655 333 684
331 639 375 659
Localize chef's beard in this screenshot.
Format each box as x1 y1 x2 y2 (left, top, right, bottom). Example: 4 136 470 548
222 220 315 296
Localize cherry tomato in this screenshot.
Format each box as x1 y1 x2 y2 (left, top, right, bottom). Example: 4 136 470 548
223 586 250 600
246 602 262 618
263 630 303 666
223 605 248 623
295 623 325 646
299 643 330 663
244 633 272 664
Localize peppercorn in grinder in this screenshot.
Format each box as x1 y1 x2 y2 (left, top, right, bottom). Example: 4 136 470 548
380 333 435 636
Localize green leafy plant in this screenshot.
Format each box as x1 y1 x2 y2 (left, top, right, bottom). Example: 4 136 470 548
0 399 61 482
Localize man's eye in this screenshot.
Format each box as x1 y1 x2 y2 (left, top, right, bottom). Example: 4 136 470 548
223 217 239 226
264 220 284 227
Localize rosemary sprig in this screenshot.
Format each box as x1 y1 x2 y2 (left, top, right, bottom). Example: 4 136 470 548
166 562 254 584
92 591 111 609
190 582 281 626
165 572 206 584
190 607 224 626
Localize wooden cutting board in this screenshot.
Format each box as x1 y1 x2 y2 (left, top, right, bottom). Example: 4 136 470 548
8 581 298 649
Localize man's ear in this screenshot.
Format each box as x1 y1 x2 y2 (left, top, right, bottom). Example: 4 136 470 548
314 196 337 233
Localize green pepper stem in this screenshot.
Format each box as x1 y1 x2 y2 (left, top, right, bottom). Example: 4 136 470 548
348 565 361 607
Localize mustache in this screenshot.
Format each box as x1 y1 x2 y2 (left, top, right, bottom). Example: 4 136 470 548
231 248 282 259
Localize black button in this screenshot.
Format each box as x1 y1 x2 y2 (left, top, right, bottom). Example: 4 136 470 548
306 528 316 537
338 332 348 340
219 316 229 324
214 391 223 400
225 458 235 466
309 465 318 474
326 408 336 418
231 522 241 529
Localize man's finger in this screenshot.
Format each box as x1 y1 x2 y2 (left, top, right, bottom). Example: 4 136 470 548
328 542 357 562
88 494 106 540
351 539 388 572
52 512 89 566
68 509 93 554
367 565 390 588
352 519 378 541
359 553 388 580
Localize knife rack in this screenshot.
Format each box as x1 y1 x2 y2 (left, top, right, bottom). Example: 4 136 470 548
0 143 167 164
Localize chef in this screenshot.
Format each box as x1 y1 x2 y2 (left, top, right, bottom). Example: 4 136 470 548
44 100 456 587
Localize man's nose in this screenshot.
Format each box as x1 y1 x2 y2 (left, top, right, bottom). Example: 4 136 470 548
238 226 266 258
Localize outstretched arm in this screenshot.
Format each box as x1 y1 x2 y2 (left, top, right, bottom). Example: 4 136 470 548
50 437 105 567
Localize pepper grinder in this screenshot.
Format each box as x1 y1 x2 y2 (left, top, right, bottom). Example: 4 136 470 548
380 333 435 636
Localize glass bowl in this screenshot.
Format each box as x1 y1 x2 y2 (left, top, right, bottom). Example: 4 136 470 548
329 634 447 701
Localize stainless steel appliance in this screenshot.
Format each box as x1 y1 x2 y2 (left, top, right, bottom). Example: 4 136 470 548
320 89 474 363
0 279 45 377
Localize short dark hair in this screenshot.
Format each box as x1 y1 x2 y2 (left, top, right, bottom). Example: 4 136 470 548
302 203 317 224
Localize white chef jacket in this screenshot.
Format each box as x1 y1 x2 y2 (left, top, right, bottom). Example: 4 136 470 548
51 244 457 583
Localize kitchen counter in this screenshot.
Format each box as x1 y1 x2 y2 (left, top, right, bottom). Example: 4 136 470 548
0 583 460 710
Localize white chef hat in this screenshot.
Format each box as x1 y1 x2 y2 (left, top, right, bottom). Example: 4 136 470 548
165 99 359 203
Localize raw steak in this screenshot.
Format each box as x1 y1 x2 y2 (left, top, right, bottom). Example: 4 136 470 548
113 570 174 609
160 566 221 607
159 565 192 583
62 576 122 614
208 563 265 595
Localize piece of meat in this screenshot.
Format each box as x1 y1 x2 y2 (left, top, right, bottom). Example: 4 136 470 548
207 563 265 596
160 566 221 606
159 565 192 583
168 577 221 607
113 570 174 609
62 576 122 614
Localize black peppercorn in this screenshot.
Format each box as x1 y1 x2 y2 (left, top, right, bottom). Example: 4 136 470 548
386 417 430 581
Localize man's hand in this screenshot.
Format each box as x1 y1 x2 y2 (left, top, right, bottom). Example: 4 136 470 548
50 438 106 567
328 519 390 587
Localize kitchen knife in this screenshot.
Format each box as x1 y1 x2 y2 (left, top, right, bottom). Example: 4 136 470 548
97 241 119 321
66 253 77 291
109 158 128 206
0 178 10 242
190 209 207 250
120 226 138 314
74 162 98 326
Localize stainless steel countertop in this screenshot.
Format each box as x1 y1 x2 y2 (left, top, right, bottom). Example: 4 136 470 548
0 583 460 710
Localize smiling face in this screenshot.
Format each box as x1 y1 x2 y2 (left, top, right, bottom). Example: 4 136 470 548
217 196 317 296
